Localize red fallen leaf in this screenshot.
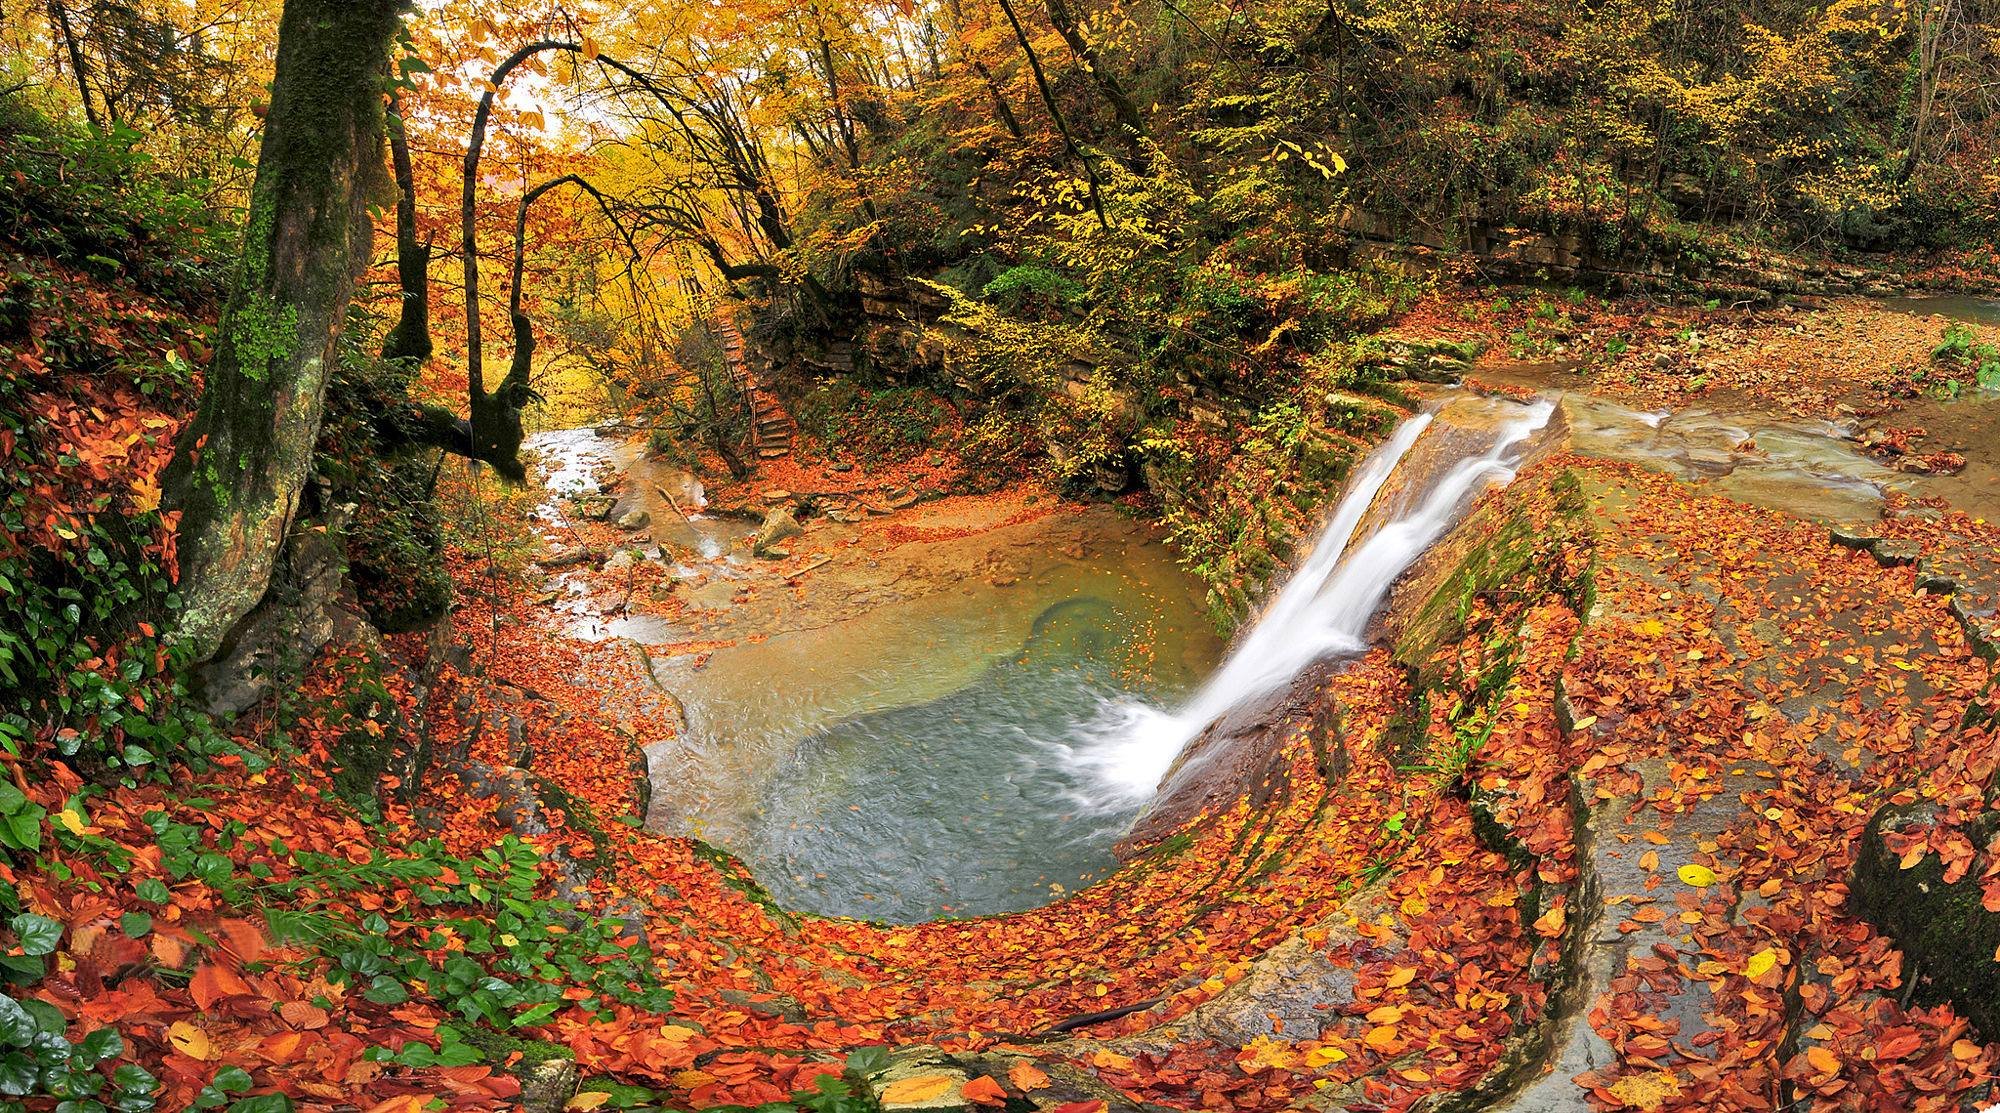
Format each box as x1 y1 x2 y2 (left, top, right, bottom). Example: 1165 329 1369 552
1049 1103 1108 1113
280 1000 330 1030
150 931 191 970
215 918 266 966
961 1075 1007 1105
1875 1030 1925 1061
189 962 253 1009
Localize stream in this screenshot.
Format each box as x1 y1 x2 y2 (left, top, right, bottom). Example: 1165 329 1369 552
525 297 1997 924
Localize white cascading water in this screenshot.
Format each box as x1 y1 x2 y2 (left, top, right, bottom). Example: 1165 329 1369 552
1075 397 1554 804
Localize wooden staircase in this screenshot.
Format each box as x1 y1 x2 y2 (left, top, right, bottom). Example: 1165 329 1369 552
717 316 794 460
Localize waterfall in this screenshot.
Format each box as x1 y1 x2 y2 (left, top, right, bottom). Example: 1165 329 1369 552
1075 397 1554 803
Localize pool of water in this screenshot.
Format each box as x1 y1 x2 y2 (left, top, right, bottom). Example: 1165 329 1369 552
742 595 1202 920
635 504 1224 923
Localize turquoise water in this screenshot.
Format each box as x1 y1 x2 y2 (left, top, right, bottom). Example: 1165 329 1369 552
744 597 1188 921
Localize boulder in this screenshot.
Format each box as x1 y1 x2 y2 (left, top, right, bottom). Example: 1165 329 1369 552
1852 801 2000 1036
616 509 651 530
518 1057 579 1113
754 507 804 557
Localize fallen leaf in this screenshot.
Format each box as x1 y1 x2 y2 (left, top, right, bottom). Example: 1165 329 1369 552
1533 905 1566 937
1008 1060 1051 1091
961 1075 1007 1105
1677 863 1717 888
166 1021 215 1061
879 1075 960 1104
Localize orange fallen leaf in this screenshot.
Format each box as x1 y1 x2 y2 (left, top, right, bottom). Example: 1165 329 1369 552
1008 1060 1051 1091
1089 1049 1135 1071
878 1075 959 1104
1806 1046 1840 1075
189 962 251 1009
961 1075 1007 1105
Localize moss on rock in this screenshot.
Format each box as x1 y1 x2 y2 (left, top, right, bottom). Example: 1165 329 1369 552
1852 801 2000 1036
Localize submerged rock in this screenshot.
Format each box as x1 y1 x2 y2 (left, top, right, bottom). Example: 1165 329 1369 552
616 508 651 530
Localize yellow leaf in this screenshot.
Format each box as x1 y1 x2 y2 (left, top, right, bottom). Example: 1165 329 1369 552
1364 1025 1399 1052
657 1024 699 1043
878 1075 959 1104
1238 1036 1299 1073
1532 904 1566 937
581 36 602 61
1635 618 1665 637
166 1021 215 1061
1744 950 1777 979
55 809 87 836
129 474 162 514
1606 1070 1683 1111
566 1094 612 1112
1384 965 1417 988
1677 863 1717 888
1364 1005 1403 1024
1306 1046 1347 1068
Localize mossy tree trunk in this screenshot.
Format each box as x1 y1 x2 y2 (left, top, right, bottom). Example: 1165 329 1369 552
162 0 409 662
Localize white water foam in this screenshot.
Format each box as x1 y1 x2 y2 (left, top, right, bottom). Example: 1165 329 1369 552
1071 398 1554 804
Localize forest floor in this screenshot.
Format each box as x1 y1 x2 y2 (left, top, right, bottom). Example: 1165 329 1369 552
12 283 2000 1113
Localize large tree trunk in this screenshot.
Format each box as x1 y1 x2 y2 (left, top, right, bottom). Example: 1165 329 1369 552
162 0 407 662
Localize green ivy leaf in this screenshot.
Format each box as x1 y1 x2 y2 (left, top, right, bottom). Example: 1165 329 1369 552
361 977 408 1006
73 1026 121 1067
10 915 61 957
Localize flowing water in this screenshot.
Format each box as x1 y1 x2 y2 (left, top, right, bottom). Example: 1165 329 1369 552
530 374 1937 924
1075 397 1555 804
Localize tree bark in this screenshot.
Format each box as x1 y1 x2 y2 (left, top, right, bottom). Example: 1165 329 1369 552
993 0 1110 226
380 94 433 364
161 0 407 662
45 0 101 130
1041 0 1149 173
